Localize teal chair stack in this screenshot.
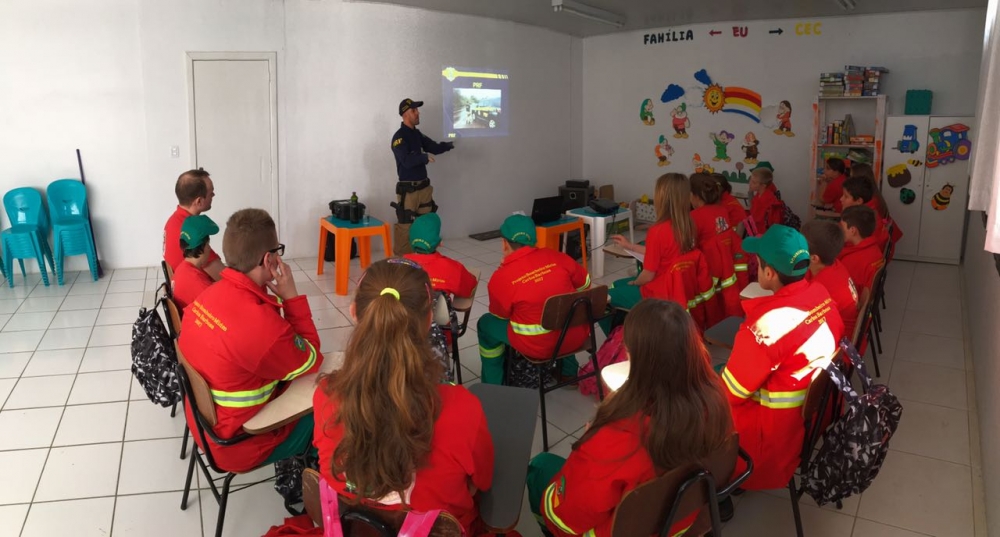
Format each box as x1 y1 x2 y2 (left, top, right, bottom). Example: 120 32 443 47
46 179 99 285
2 187 55 287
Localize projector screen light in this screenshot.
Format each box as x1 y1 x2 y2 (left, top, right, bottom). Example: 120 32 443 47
552 0 625 28
441 66 510 139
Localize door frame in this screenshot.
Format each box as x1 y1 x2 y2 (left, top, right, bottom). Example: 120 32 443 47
186 51 279 233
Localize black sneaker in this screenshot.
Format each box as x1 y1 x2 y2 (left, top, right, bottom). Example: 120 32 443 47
719 496 734 522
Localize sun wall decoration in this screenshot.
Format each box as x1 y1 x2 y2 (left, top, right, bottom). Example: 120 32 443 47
693 69 762 122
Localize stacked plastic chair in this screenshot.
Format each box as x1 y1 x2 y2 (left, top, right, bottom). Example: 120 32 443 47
46 179 99 284
2 188 55 287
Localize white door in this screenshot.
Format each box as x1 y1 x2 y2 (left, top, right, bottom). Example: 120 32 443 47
917 116 974 262
189 53 278 246
881 116 928 259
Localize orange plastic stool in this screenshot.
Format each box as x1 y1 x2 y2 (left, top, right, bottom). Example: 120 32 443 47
317 216 392 295
535 216 587 269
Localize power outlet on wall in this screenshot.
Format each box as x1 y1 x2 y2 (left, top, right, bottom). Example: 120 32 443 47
170 146 180 158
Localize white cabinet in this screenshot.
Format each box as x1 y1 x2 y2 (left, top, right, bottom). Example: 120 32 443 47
881 115 974 264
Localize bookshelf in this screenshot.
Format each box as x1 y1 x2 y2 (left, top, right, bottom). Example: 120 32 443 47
808 94 887 219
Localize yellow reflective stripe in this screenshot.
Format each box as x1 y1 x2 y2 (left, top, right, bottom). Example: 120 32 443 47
734 264 748 272
577 274 591 291
721 368 752 399
686 298 699 310
281 339 318 381
510 321 551 336
480 344 505 359
583 531 597 537
718 274 738 289
700 285 716 302
211 381 279 408
751 388 808 409
543 483 579 535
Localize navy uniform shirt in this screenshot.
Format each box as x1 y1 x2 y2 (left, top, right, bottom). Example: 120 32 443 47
391 123 453 182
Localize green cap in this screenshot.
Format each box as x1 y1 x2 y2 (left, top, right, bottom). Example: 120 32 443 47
409 213 442 254
500 214 537 246
750 161 774 173
179 215 219 250
742 224 810 277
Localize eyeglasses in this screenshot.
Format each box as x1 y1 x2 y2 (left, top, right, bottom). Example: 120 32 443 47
259 243 285 266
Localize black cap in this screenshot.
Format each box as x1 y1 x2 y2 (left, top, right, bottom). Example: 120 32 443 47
399 98 423 116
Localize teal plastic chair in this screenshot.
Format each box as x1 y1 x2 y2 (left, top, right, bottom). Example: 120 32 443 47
46 179 99 284
2 187 54 287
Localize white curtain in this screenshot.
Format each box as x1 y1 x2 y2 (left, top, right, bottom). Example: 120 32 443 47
969 0 1000 252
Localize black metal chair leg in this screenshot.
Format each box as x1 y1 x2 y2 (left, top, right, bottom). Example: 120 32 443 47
538 365 549 452
872 315 883 354
214 473 237 537
171 402 177 418
788 479 804 537
868 325 882 378
180 447 197 510
590 351 605 402
180 426 190 460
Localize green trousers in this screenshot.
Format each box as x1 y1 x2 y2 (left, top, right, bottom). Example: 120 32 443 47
477 313 579 385
599 277 643 334
526 452 569 530
262 414 317 465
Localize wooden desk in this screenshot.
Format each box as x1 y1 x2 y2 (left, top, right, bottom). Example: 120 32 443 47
242 352 344 434
317 216 392 295
566 207 634 278
739 282 774 299
468 383 539 532
536 216 587 270
704 316 743 350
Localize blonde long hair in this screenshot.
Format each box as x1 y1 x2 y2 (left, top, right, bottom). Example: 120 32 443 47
654 173 696 252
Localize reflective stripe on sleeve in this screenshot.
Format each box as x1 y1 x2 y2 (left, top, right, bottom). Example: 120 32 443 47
721 367 752 399
510 321 552 336
543 483 579 535
211 381 279 408
751 388 808 409
577 274 591 291
281 339 318 381
718 274 738 289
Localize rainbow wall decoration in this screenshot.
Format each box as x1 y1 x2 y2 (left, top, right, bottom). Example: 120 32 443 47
692 69 763 123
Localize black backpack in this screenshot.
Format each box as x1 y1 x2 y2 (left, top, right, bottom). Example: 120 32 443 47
775 189 802 230
803 338 903 506
130 298 181 407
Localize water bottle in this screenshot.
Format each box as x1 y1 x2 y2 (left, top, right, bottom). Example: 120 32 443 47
349 191 359 224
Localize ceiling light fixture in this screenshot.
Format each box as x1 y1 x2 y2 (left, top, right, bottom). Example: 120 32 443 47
552 0 625 28
836 0 857 11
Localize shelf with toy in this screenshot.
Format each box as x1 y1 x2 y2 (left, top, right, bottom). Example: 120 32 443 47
818 144 875 149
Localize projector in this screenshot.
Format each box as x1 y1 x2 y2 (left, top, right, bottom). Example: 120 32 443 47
330 200 366 221
589 199 619 215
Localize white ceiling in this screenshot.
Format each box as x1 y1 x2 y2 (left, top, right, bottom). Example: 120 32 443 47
345 0 987 37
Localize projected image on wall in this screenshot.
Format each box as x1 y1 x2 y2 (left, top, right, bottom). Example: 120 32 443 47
442 66 509 138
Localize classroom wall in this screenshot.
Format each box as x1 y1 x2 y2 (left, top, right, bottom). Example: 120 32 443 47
0 0 581 268
581 9 986 219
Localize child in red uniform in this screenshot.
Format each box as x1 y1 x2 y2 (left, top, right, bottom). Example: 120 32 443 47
527 299 734 537
802 220 859 338
839 205 885 292
403 213 478 299
721 225 844 498
690 173 745 320
714 173 748 229
171 215 218 310
312 259 494 535
608 173 698 311
747 163 783 234
819 157 848 213
840 171 903 260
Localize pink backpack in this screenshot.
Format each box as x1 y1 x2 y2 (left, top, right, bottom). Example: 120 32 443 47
578 326 627 397
319 475 462 537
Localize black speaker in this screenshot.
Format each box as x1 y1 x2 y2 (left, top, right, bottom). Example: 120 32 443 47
559 185 594 209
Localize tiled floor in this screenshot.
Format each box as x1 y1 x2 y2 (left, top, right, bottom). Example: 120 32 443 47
0 241 983 536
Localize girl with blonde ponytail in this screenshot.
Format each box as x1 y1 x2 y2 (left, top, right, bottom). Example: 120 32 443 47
312 258 494 534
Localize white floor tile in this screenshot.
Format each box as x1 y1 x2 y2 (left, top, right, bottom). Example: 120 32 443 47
312 307 351 330
3 375 74 409
199 481 290 537
890 399 970 465
0 448 49 505
0 330 45 353
124 402 187 441
857 450 973 536
725 491 855 537
538 387 599 440
326 292 354 309
889 361 967 410
15 296 65 314
146 266 163 280
36 326 93 351
851 519 931 537
68 370 132 405
78 344 132 372
21 348 85 377
200 462 276 491
0 285 34 300
107 279 146 294
0 504 29 536
0 379 14 408
88 323 133 347
48 308 99 329
67 280 110 297
117 438 191 495
112 268 148 281
0 352 32 379
33 442 122 501
0 407 63 451
900 308 963 339
95 306 140 326
20 497 115 537
53 402 127 446
0 298 23 314
318 326 353 353
2 311 55 332
113 491 203 537
307 294 336 311
28 283 70 298
101 291 143 309
894 331 965 371
59 294 106 311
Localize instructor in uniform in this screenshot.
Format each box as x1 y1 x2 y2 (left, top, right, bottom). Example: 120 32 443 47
391 98 454 255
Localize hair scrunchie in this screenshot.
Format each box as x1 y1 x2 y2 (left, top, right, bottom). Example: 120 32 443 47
380 287 400 300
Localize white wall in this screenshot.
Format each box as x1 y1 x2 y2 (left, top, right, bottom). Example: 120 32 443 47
581 9 986 218
963 213 999 535
281 0 581 257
